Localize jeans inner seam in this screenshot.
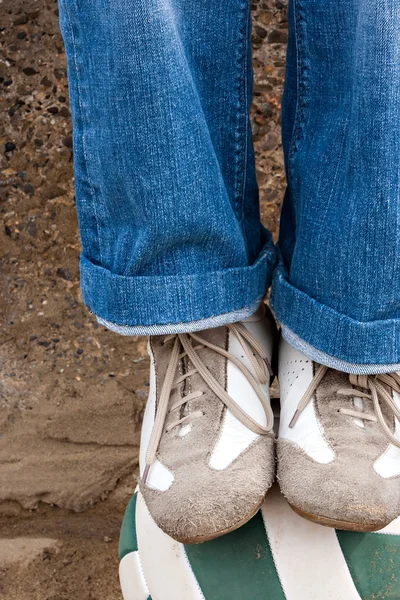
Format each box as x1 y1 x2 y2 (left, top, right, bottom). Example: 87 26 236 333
61 0 104 266
233 0 251 220
287 0 308 175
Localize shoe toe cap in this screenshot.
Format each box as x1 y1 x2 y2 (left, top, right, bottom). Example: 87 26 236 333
277 439 400 528
141 436 275 542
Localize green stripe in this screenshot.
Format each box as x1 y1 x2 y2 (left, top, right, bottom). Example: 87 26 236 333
119 493 138 560
185 512 285 600
337 531 400 599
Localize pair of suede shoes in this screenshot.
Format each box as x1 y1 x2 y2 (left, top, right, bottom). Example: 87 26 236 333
138 305 400 543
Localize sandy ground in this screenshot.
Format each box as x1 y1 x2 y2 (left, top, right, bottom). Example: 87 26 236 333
0 0 286 597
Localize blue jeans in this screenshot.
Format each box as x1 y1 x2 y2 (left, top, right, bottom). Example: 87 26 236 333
58 0 400 373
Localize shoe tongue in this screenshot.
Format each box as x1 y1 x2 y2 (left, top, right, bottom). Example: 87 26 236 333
349 374 369 389
188 326 228 384
179 327 228 420
157 327 228 432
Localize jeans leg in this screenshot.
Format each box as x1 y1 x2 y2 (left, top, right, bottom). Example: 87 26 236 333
58 0 276 334
271 0 400 370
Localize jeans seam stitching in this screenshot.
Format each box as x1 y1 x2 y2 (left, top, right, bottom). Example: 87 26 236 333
62 0 104 265
240 2 251 222
233 0 250 219
287 0 307 186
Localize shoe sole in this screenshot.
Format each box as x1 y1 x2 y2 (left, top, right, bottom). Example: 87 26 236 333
175 497 266 545
289 502 390 532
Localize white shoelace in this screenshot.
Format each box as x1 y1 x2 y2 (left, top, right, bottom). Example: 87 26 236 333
142 323 274 483
289 366 400 448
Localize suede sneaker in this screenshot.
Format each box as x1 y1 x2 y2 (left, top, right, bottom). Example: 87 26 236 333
139 305 276 543
277 337 400 532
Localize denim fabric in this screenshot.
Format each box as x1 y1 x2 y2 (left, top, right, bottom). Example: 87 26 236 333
282 326 400 375
58 0 276 329
271 0 400 367
59 0 400 369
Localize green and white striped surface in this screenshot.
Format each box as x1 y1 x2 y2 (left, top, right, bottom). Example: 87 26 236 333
119 486 400 600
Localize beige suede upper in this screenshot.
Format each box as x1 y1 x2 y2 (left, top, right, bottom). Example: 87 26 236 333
140 319 276 543
278 366 400 528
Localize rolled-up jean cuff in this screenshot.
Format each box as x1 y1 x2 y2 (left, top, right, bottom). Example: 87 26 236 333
80 239 276 335
280 325 400 375
271 263 400 368
96 301 264 336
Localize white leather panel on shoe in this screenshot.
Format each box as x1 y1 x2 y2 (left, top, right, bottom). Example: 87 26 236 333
209 314 273 471
136 493 205 600
119 552 150 600
279 339 335 464
139 344 174 491
374 389 400 478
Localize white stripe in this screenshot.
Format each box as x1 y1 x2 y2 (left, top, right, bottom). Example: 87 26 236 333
374 390 400 478
119 551 149 600
373 517 400 536
210 318 272 470
136 493 205 600
278 339 335 464
261 487 362 600
139 345 174 491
